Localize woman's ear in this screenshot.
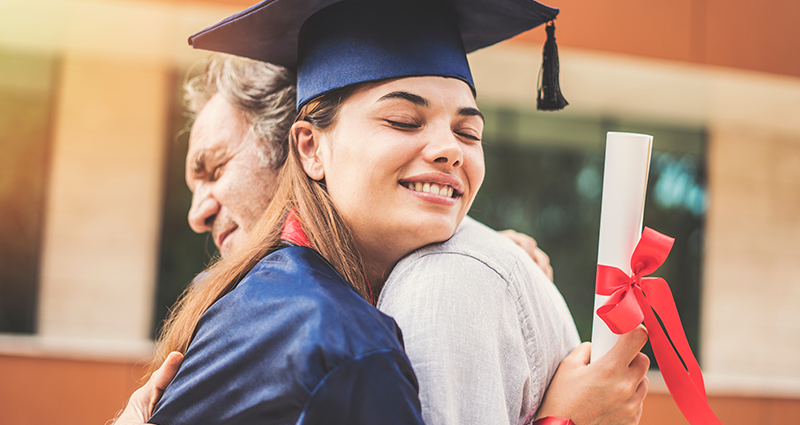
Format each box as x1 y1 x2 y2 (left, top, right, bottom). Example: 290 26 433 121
293 121 325 181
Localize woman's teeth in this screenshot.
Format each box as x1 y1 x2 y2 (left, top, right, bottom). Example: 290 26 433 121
406 182 454 197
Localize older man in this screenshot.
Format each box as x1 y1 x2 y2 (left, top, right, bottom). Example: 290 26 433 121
181 55 296 258
114 55 648 425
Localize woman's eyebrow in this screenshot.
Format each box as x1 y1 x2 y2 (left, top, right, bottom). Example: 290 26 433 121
458 107 485 123
377 91 429 107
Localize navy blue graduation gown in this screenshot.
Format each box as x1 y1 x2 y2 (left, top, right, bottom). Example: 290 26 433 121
149 246 424 425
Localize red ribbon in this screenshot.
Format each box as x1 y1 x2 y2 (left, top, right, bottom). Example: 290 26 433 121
596 227 722 425
532 417 574 425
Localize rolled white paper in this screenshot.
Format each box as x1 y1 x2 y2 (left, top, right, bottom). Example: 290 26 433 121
590 132 653 364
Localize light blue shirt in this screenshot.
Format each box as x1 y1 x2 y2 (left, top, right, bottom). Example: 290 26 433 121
378 217 581 425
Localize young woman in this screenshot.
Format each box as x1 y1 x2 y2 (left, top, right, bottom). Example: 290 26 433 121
143 1 649 424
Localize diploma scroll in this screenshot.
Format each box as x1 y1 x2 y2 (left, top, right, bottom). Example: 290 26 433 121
590 132 653 364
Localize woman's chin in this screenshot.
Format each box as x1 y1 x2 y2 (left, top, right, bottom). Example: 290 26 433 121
411 219 460 247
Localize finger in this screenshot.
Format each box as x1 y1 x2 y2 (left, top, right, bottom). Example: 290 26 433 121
533 247 549 264
153 352 184 388
604 325 649 368
562 342 592 368
532 248 547 267
503 229 537 247
544 264 554 281
151 352 183 396
627 374 649 423
634 374 649 403
629 352 650 377
148 352 184 412
532 249 553 279
500 230 537 255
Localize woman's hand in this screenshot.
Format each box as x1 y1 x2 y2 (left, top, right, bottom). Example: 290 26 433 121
536 326 650 425
499 229 554 281
110 352 183 425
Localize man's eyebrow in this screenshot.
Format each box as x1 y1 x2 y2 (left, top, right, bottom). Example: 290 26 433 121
458 107 485 123
377 91 429 107
190 150 208 177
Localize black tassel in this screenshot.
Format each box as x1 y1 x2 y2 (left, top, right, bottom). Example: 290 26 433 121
537 21 568 111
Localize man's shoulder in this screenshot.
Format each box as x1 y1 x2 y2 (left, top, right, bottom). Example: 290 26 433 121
380 217 549 314
395 216 534 279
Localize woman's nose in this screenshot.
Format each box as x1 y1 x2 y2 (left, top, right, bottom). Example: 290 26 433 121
424 125 463 168
187 185 221 234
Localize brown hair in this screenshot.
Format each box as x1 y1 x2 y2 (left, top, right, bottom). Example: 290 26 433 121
147 84 367 379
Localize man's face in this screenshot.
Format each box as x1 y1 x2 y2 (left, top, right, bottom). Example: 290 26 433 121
185 93 278 258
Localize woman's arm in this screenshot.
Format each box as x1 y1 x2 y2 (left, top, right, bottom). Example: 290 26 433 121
298 349 425 425
110 349 424 425
535 327 650 425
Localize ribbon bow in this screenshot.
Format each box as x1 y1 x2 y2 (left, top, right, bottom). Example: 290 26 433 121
596 227 722 425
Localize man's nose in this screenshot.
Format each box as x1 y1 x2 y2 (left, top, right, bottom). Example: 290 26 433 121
187 186 220 234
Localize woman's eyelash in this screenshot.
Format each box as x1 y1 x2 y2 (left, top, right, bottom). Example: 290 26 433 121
386 120 419 129
456 131 481 142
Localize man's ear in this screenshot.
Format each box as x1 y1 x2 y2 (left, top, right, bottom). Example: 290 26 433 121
293 121 325 181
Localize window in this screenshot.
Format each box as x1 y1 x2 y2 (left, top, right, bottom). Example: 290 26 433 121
0 51 58 334
471 105 706 364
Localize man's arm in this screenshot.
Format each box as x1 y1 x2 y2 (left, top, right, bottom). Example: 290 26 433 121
379 252 528 425
499 229 554 281
110 352 183 425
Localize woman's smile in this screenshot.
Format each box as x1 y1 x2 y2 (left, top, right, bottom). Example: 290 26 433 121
400 171 464 205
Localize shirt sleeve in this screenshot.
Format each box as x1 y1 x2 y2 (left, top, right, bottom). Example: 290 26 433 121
378 252 530 425
297 348 425 425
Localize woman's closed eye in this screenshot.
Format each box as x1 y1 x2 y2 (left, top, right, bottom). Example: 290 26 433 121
454 128 482 142
385 119 420 130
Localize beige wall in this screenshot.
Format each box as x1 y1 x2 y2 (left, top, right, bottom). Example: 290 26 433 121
705 124 800 380
37 54 169 342
0 0 238 350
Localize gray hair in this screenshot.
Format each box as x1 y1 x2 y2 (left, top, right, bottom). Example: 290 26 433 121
184 54 297 168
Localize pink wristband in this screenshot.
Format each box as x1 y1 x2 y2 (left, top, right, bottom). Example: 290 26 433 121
532 417 575 425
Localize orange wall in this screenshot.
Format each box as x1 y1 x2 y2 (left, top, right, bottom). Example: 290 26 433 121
642 392 800 425
0 355 147 425
163 0 800 78
515 0 800 78
1 356 798 425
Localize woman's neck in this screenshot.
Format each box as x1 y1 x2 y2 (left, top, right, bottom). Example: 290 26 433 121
358 241 408 301
361 255 393 300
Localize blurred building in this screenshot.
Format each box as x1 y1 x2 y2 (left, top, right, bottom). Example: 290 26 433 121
0 0 798 424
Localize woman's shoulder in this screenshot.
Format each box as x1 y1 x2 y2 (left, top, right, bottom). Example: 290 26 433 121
152 246 415 425
200 245 405 359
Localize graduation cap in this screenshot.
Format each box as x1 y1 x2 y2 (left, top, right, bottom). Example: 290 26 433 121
189 0 568 111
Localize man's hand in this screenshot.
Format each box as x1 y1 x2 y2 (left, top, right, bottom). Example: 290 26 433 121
111 352 183 425
499 229 554 281
536 326 650 425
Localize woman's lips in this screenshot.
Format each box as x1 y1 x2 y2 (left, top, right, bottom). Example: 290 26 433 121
403 181 455 198
400 172 464 197
400 183 459 206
